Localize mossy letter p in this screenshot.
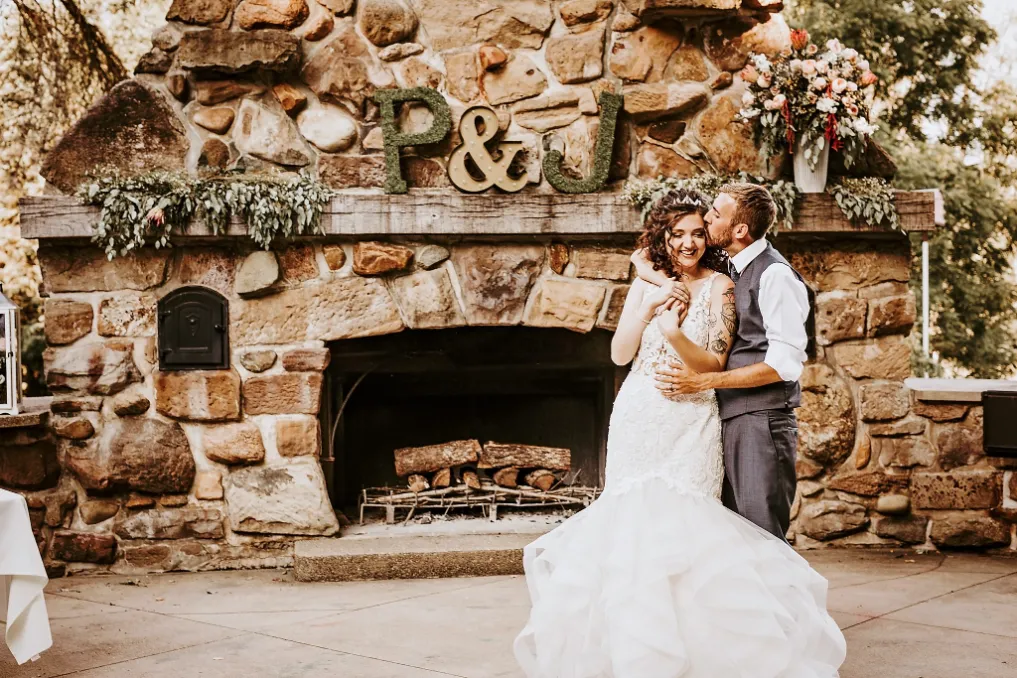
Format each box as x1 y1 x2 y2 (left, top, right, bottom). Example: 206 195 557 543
373 88 453 194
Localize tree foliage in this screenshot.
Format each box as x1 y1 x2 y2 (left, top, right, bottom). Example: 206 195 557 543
1 0 167 393
788 0 1017 377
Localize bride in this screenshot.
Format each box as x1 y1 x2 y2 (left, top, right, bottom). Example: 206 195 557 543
514 188 846 678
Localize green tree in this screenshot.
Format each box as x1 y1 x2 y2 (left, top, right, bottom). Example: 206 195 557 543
787 0 1017 377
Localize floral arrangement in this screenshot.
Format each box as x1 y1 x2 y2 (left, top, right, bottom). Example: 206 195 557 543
738 29 880 169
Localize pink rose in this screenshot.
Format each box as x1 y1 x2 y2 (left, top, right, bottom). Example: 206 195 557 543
842 48 858 61
790 59 803 72
802 59 818 76
806 44 819 56
757 74 772 88
816 60 830 74
832 78 849 93
860 71 878 86
771 94 786 109
813 77 828 90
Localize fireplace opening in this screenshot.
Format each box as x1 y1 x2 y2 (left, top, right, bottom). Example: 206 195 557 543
321 327 624 523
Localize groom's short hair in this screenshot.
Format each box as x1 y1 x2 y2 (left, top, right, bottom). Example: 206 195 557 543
719 183 776 241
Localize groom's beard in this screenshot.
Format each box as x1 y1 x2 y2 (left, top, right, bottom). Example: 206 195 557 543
709 228 733 250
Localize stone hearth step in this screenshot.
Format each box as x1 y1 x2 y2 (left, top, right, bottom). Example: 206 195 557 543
294 533 541 582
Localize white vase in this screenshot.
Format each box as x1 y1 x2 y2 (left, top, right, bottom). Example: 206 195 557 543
793 139 831 193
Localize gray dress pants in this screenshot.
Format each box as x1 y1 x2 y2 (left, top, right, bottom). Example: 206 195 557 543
720 409 799 543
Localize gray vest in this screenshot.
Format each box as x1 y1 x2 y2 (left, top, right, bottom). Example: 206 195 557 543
716 242 805 421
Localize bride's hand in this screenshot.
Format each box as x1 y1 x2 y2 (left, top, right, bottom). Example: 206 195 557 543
657 300 689 338
640 280 677 314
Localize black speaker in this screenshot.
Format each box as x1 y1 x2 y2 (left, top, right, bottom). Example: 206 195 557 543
983 390 1017 458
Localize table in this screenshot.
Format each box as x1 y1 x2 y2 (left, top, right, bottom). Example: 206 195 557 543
0 488 52 664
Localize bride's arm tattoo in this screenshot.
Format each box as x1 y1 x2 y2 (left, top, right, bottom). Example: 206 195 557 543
709 287 736 356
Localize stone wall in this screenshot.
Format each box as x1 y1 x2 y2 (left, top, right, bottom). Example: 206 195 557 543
17 236 639 574
40 0 793 193
779 236 1016 552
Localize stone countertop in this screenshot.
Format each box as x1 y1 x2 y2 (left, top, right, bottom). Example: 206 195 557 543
906 377 1017 403
0 396 51 429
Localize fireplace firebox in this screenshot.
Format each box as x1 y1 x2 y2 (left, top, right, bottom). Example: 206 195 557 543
320 327 624 515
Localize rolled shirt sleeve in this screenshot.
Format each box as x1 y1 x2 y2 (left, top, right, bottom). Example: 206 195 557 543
758 264 810 383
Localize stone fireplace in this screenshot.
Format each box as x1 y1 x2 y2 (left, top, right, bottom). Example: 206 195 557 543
8 0 1007 578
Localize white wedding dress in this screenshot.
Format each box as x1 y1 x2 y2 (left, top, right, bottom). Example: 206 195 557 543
514 274 846 678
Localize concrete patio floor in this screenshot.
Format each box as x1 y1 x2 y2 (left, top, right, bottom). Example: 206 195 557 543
3 549 1016 678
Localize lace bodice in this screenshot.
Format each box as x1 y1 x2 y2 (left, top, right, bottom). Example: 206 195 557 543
630 273 718 403
604 272 724 499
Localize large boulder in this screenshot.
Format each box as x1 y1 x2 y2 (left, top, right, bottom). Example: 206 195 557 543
65 418 196 494
223 460 339 535
41 80 189 194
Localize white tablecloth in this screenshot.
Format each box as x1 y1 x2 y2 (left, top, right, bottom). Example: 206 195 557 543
0 488 52 664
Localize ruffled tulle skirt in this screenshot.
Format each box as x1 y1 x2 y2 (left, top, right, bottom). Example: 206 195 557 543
514 478 846 678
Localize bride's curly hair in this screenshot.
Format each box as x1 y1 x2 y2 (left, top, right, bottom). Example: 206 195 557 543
637 188 729 277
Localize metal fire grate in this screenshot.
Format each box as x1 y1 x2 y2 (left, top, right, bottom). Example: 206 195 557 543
359 482 600 524
983 390 1017 458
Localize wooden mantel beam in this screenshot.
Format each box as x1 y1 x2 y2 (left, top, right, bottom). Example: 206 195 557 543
18 189 941 240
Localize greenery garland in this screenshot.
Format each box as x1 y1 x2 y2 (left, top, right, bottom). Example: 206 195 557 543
79 172 334 259
624 174 899 233
827 177 899 231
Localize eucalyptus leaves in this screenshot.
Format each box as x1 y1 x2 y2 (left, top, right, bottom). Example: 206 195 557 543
624 175 900 232
79 172 334 259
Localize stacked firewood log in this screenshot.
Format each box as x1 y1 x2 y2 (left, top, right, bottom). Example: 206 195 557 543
393 439 571 493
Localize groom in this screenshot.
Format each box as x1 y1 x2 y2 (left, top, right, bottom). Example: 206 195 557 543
640 183 810 543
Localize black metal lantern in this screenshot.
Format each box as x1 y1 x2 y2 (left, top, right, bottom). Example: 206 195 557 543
0 284 23 415
158 287 229 371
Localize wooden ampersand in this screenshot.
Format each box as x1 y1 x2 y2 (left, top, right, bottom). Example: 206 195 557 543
447 107 529 193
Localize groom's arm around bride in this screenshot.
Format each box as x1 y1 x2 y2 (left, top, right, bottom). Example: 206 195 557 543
636 183 811 541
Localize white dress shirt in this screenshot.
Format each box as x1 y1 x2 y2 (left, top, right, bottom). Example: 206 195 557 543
729 238 810 383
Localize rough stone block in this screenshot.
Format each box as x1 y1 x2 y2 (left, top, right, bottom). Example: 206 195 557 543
203 422 266 465
831 337 911 381
38 246 169 293
223 460 339 535
114 507 225 540
930 516 1011 549
49 531 117 564
524 279 606 333
860 381 910 422
815 293 866 345
97 292 157 337
873 515 927 544
276 416 320 457
244 372 323 415
44 299 94 345
867 294 916 337
154 369 242 422
387 268 467 329
45 340 141 396
911 471 1002 510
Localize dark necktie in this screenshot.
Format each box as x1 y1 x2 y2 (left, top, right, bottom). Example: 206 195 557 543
728 260 740 283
